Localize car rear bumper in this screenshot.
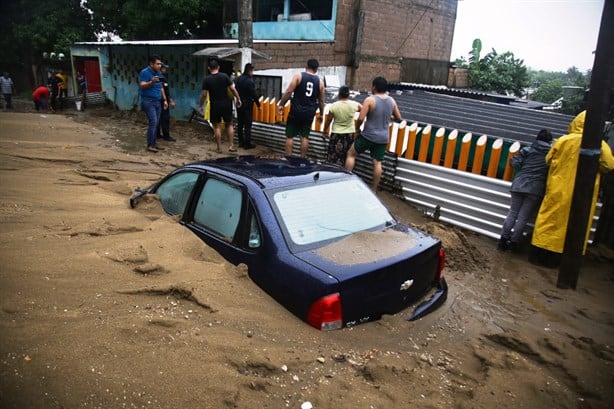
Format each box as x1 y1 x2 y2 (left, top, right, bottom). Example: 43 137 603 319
407 277 448 321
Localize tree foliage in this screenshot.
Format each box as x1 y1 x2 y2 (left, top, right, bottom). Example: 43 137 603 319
0 0 225 87
86 0 223 40
529 79 565 104
0 1 94 71
529 67 591 115
455 41 529 97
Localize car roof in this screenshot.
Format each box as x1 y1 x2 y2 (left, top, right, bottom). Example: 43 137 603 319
183 155 352 189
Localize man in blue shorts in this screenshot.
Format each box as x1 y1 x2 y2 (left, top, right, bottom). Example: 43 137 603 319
199 59 242 153
345 76 402 191
277 59 325 157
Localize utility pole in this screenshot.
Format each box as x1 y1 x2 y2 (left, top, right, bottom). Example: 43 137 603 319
237 0 253 71
557 0 614 289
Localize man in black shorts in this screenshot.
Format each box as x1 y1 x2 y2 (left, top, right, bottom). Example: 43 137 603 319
277 59 325 157
199 59 242 153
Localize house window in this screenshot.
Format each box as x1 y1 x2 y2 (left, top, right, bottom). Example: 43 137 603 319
225 0 336 41
254 0 333 21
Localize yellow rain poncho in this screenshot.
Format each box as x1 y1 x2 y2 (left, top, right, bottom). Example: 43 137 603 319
531 111 614 254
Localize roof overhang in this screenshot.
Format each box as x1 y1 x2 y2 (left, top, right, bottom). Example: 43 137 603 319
192 47 271 60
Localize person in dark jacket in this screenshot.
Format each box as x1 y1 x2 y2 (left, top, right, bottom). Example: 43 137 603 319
234 63 261 149
498 129 553 251
157 63 176 142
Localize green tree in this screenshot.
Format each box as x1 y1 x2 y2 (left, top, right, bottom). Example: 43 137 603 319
470 49 529 97
530 79 564 103
528 66 591 115
86 0 223 40
0 1 94 86
455 40 529 97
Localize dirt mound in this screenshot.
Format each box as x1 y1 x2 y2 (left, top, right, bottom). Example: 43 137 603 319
415 221 488 275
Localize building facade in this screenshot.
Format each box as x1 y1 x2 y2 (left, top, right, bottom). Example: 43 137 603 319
69 0 458 120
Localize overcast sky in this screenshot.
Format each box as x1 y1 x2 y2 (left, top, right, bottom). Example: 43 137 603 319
450 0 605 72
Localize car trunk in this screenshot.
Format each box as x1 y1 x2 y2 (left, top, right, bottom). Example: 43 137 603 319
295 227 442 325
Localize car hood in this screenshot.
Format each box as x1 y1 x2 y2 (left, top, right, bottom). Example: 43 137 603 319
294 225 439 280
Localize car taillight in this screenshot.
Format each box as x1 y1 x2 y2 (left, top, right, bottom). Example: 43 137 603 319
307 293 343 331
436 248 445 281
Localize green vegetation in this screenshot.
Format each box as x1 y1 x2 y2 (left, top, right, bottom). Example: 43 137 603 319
0 0 222 86
528 67 590 115
455 38 591 115
455 39 529 98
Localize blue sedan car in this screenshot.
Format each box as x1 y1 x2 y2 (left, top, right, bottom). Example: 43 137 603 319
130 156 447 330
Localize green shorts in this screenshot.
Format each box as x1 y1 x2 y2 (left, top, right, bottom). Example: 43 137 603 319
354 135 387 161
285 117 312 139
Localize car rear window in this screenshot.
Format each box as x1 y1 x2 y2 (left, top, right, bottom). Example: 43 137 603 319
272 177 394 246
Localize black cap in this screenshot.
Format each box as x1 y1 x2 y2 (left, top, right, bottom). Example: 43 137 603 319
161 62 169 68
244 63 254 72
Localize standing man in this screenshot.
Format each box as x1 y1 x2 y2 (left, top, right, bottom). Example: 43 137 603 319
138 55 168 153
199 59 241 153
277 59 325 157
345 76 402 192
49 71 62 112
55 69 68 111
76 71 87 111
235 63 261 149
0 72 15 110
157 63 176 142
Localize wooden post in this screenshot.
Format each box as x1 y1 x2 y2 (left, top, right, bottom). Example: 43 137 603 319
282 101 290 123
431 127 445 165
472 134 488 174
404 123 418 159
395 121 408 156
268 98 277 124
443 129 458 168
457 132 473 171
558 0 614 290
387 120 406 152
487 138 504 178
253 96 263 122
418 125 432 162
262 97 270 124
503 141 521 181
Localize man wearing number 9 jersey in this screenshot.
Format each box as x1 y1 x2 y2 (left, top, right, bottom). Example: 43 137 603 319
278 59 325 157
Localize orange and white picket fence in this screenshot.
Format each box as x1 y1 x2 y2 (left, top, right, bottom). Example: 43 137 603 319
252 97 521 181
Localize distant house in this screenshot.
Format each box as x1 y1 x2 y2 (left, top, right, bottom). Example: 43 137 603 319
69 0 458 120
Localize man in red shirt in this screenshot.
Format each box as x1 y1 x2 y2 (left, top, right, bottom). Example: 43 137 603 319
32 85 50 111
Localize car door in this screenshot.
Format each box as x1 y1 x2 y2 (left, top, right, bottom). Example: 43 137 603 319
186 175 263 267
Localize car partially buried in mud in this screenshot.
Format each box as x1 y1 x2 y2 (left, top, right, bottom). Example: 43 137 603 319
130 155 447 330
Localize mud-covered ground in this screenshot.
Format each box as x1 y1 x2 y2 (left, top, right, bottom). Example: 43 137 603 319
0 100 613 409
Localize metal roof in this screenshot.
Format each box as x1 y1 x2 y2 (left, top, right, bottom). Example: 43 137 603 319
349 89 573 144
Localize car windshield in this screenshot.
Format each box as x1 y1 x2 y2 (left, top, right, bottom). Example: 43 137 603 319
271 177 394 248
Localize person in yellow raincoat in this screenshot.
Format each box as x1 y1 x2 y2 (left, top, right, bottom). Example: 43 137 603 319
530 111 614 266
